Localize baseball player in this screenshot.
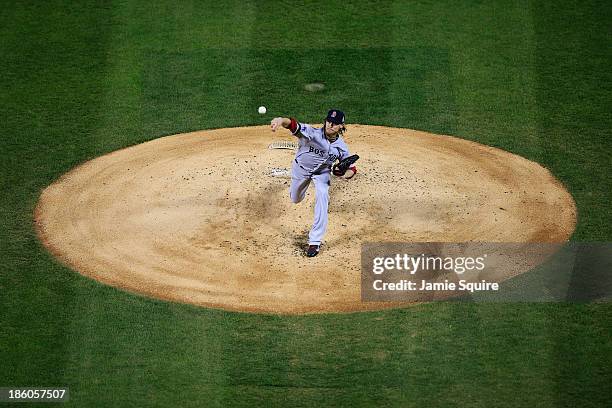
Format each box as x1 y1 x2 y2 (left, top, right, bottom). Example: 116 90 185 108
270 109 358 257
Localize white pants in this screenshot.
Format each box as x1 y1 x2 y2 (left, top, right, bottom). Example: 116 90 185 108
290 161 330 246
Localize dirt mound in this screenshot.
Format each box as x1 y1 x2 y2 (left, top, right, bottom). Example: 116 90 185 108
35 125 576 313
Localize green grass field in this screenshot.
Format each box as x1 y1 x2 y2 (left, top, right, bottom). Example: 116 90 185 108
1 0 610 406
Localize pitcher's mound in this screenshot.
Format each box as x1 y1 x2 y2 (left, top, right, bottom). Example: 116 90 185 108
35 125 576 314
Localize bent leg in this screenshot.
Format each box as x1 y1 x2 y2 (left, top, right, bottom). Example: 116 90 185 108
289 162 311 203
290 175 310 204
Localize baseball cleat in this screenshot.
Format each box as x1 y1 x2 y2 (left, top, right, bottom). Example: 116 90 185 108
306 245 320 257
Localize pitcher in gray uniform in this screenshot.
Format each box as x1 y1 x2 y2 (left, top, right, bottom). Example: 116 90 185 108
270 109 357 257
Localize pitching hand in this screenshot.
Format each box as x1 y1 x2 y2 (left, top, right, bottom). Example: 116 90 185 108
270 117 284 132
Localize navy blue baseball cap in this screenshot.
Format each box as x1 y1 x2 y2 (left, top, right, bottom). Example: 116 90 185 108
326 109 345 125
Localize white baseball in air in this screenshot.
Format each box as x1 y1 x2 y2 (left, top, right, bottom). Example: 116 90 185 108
258 106 267 114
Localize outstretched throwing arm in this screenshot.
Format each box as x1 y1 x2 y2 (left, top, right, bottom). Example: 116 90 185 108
271 117 300 135
270 117 289 132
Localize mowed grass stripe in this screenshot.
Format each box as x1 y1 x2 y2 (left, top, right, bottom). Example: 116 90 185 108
0 1 116 389
533 0 612 240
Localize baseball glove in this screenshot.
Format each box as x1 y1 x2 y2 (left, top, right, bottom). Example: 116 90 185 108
333 154 359 177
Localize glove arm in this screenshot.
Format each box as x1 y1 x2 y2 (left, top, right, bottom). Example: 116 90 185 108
333 154 360 176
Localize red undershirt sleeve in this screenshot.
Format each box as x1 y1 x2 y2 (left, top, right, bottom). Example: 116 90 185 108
289 117 299 134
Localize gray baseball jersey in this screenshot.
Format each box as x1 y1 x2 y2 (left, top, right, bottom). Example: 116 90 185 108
292 123 351 175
